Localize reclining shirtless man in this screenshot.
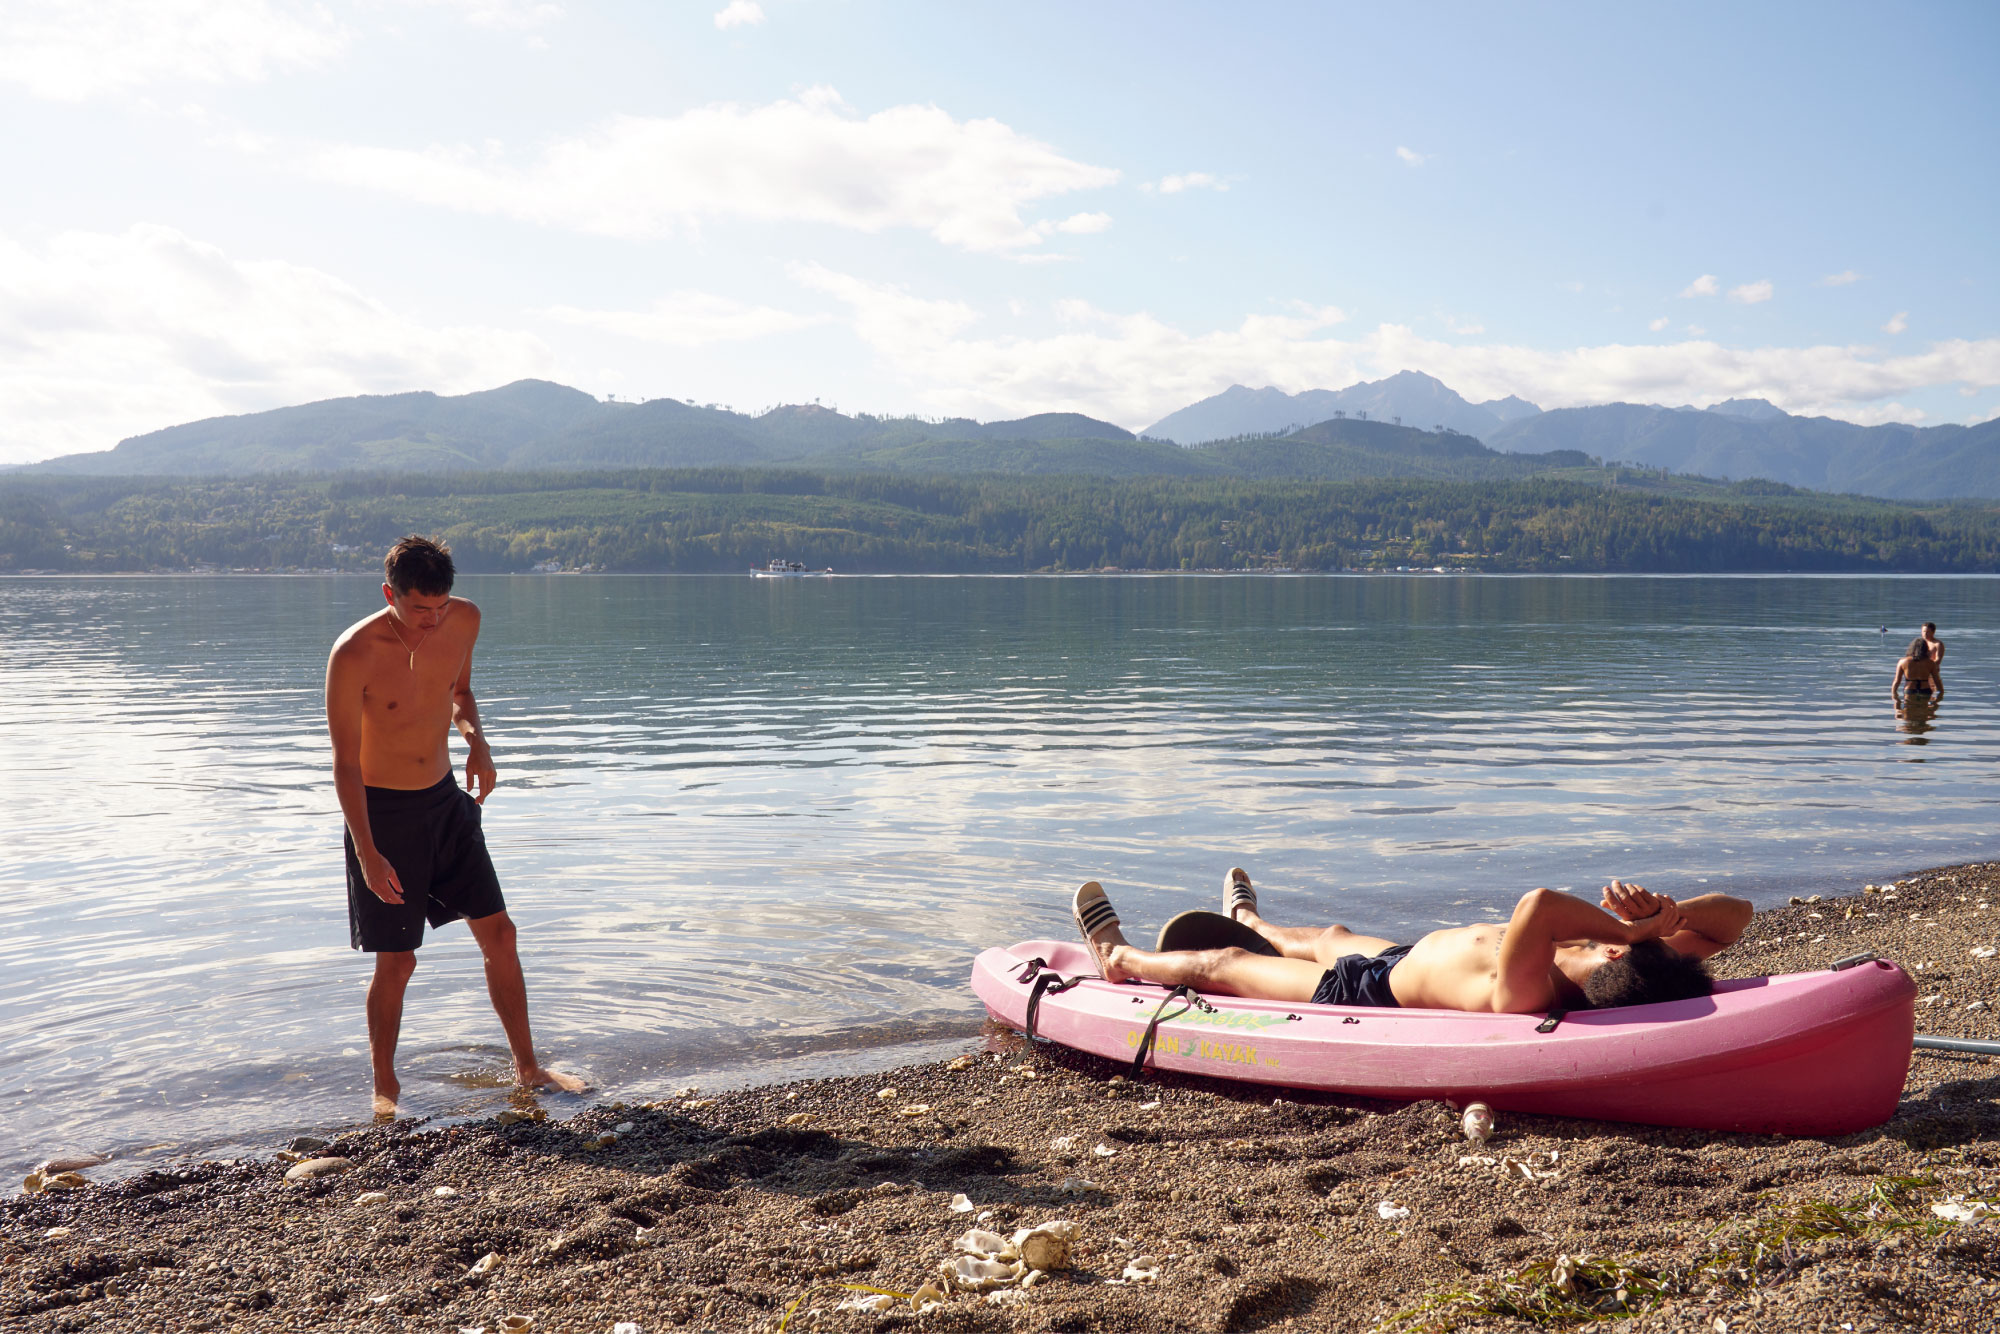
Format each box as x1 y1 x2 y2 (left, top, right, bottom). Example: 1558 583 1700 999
1072 871 1753 1013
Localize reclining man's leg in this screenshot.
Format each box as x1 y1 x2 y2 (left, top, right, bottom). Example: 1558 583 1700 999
1076 880 1325 1002
1226 868 1400 965
1107 942 1327 1003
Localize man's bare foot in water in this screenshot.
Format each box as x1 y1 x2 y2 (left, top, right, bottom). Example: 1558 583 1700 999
372 1075 400 1119
518 1065 589 1095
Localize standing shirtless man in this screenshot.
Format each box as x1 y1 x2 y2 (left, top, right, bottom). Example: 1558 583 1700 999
327 536 583 1115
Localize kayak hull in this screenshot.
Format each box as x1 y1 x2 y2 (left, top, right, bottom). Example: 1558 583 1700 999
972 941 1915 1136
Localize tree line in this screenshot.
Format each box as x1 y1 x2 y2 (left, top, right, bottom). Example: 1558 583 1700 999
4 468 1999 574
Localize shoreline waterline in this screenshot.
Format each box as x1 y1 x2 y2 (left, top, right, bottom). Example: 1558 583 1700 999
8 861 1998 1334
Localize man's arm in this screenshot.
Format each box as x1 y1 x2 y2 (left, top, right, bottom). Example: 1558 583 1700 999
1603 882 1750 961
450 601 496 804
1493 887 1681 1013
327 639 403 905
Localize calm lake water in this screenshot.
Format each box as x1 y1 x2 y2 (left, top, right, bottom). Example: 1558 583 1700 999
2 574 1996 1177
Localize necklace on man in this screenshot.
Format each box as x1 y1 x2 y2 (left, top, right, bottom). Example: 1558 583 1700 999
388 616 430 669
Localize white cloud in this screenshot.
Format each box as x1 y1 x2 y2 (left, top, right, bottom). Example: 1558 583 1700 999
787 265 2000 430
1395 146 1428 166
1819 269 1862 286
1649 317 1671 332
1442 315 1485 336
1150 172 1226 194
0 224 549 464
310 87 1119 254
0 0 346 101
1680 274 1719 298
713 0 764 29
408 0 565 30
1043 211 1113 235
545 291 825 346
788 263 981 350
1883 311 1909 335
1728 279 1774 305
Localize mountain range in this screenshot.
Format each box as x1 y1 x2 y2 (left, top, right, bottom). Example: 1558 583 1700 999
1143 370 1543 442
12 372 1998 500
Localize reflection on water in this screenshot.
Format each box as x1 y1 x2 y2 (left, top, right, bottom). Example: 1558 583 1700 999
1897 692 1941 747
2 573 1998 1176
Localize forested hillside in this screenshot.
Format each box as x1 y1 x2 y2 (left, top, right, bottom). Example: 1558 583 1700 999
5 468 1996 575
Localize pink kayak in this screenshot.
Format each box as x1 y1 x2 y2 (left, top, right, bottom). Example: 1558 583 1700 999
972 941 1916 1136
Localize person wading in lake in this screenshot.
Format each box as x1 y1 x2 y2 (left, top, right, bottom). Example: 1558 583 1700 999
326 535 584 1115
1921 621 1945 667
1073 871 1751 1014
1892 638 1943 701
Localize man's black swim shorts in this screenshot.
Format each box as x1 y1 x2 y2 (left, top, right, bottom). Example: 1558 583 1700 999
1310 943 1413 1008
344 773 506 952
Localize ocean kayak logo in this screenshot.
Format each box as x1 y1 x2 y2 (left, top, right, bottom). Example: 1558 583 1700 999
1124 1007 1286 1068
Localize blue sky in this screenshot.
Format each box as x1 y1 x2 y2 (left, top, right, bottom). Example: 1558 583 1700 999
1 0 1994 463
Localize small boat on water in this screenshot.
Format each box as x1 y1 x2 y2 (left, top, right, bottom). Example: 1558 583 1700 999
971 940 1915 1135
750 560 834 577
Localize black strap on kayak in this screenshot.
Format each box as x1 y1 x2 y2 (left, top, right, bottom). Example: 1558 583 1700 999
1535 1010 1567 1034
1130 985 1213 1078
1025 970 1086 1042
1830 951 1878 971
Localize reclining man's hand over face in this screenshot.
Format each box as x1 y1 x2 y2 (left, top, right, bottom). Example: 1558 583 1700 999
1622 894 1684 943
1602 879 1663 922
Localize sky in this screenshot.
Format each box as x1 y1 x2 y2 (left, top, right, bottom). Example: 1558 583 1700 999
2 0 1996 464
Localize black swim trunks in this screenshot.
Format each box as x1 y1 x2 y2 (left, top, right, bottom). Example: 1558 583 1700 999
344 773 506 952
1311 944 1413 1008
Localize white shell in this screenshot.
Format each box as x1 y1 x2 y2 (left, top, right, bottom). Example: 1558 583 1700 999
467 1253 501 1276
497 1317 534 1334
897 1104 931 1117
836 1293 898 1313
910 1280 947 1313
1092 1143 1118 1158
1121 1257 1162 1283
612 1324 644 1334
949 1193 975 1213
353 1191 390 1206
1376 1199 1411 1220
1013 1221 1077 1271
875 1087 899 1101
985 1289 1029 1306
434 1186 460 1198
956 1227 1009 1257
1933 1197 1995 1223
943 1255 1021 1289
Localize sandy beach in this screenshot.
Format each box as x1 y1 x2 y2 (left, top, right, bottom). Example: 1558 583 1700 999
7 863 1999 1334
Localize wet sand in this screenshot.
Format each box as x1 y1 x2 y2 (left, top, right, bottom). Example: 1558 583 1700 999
7 863 2000 1333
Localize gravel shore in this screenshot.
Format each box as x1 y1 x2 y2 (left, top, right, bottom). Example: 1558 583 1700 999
7 863 2000 1334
